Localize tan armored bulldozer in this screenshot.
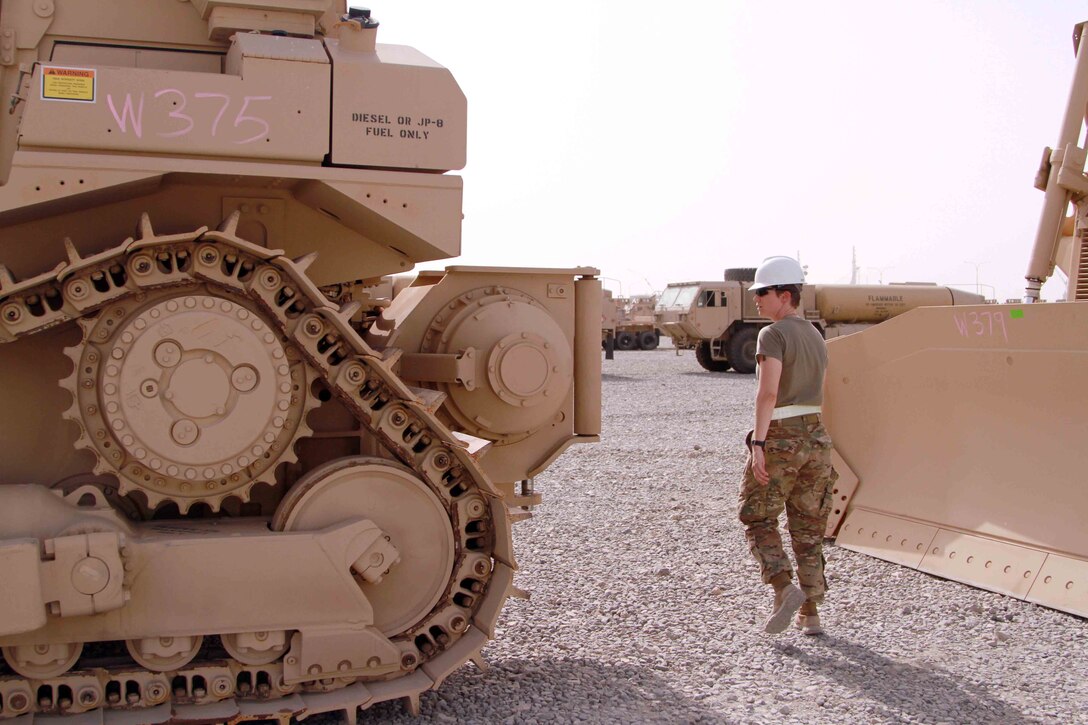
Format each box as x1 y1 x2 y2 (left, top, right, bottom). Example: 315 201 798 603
0 1 601 721
824 21 1088 618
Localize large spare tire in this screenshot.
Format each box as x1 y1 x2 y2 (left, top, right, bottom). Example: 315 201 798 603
724 267 757 282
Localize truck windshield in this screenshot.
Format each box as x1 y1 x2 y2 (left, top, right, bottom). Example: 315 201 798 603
669 286 699 310
656 287 683 309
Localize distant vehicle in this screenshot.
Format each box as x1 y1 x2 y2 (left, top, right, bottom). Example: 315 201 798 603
602 291 661 350
656 269 984 373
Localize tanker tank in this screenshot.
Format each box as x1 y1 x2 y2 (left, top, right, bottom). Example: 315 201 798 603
814 284 986 324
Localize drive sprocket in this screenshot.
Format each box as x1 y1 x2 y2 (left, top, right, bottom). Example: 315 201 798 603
61 288 316 513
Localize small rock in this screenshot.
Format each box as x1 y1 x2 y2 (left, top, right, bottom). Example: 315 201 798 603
656 567 671 577
710 586 725 596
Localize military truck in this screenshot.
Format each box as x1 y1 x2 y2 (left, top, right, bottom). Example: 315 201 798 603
657 269 984 373
0 2 600 722
603 292 660 351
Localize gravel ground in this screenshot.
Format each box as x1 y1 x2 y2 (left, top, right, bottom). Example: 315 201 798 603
357 346 1088 724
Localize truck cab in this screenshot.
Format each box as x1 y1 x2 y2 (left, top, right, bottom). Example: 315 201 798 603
655 276 820 373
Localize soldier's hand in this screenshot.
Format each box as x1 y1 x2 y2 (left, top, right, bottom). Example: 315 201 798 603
752 447 770 485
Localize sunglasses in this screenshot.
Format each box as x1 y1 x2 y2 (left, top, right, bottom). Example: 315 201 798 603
754 286 781 297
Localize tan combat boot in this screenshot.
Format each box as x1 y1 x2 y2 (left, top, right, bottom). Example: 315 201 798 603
764 582 805 634
796 601 824 635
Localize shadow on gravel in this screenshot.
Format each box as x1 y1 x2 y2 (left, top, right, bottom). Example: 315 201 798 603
678 371 750 379
773 636 1038 724
601 373 640 382
362 657 732 724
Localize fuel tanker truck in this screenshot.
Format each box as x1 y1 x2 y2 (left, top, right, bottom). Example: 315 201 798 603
0 2 601 722
656 271 984 373
822 20 1088 619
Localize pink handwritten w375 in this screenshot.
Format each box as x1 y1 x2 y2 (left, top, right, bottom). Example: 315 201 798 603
106 90 272 144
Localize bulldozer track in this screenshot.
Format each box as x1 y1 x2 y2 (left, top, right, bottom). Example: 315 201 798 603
0 213 514 723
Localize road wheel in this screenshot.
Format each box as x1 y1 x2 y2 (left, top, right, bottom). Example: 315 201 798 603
695 341 731 372
615 331 637 350
638 331 659 350
728 326 759 374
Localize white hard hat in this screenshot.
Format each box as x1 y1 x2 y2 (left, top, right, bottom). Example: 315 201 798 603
749 256 805 292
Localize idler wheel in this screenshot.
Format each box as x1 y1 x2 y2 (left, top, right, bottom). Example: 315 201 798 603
272 457 456 636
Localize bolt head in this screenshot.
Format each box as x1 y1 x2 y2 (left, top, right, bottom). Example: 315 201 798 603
9 692 29 712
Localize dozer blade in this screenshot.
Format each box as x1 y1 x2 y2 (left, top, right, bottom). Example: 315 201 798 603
823 300 1088 617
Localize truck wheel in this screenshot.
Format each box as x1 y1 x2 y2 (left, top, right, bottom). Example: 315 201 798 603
728 327 759 374
615 331 637 350
638 330 659 350
695 341 731 372
724 267 757 282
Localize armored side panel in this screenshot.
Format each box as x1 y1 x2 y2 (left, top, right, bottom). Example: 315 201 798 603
824 302 1088 616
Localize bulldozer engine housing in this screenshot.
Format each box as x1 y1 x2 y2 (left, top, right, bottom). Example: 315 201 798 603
0 1 601 721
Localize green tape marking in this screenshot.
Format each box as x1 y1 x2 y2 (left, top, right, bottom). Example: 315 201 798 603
1009 309 1024 319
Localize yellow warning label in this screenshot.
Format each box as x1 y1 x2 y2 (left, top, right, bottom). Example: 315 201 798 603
41 66 96 102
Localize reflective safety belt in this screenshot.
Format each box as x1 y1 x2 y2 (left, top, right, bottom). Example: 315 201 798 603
770 404 822 420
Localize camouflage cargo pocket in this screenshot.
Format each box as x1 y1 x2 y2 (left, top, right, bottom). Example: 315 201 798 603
764 437 802 455
810 424 833 449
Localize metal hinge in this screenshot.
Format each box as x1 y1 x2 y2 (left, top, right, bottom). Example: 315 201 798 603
8 62 36 115
0 26 15 66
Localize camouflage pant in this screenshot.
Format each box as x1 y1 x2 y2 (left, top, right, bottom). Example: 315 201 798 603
738 418 837 604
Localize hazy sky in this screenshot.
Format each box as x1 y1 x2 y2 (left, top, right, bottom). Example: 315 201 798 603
368 2 1085 303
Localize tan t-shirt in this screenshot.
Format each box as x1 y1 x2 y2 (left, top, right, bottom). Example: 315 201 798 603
755 316 827 406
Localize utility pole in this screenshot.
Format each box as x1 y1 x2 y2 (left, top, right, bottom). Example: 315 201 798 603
850 247 858 284
964 261 984 296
